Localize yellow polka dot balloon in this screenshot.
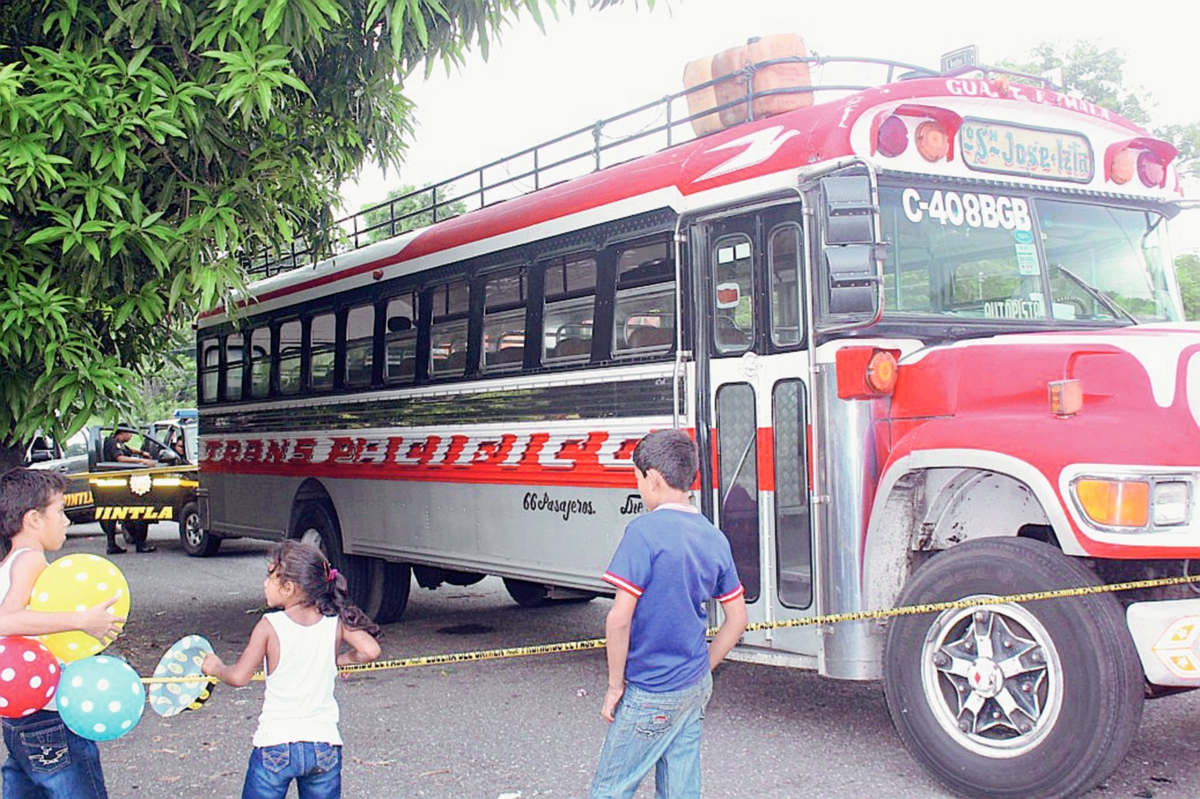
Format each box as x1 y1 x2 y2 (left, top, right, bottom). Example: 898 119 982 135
30 554 130 663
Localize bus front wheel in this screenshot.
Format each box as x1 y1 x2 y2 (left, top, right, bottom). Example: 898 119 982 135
293 501 372 611
882 537 1143 798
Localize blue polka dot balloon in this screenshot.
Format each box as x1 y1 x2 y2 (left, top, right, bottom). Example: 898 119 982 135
57 655 145 741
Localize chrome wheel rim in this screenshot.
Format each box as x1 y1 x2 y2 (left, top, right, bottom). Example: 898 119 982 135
920 598 1063 758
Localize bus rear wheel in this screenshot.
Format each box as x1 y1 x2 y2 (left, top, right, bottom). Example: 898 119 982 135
293 501 372 611
503 578 551 608
362 559 411 625
179 502 221 557
882 537 1143 798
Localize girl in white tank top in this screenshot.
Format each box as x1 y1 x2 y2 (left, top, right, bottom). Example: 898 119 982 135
203 540 381 799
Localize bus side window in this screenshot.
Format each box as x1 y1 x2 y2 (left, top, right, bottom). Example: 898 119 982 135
430 280 470 378
769 224 804 347
222 333 244 401
543 254 596 363
384 293 418 383
200 338 220 403
279 320 302 395
344 304 375 388
310 313 336 391
249 327 271 398
613 237 675 356
482 266 526 373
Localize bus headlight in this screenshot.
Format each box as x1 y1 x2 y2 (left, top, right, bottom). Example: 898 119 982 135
1154 482 1192 527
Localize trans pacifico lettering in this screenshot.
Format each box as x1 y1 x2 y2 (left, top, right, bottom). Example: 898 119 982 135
522 492 595 521
204 432 642 476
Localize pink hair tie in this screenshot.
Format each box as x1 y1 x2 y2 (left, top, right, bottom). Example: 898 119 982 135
326 567 339 583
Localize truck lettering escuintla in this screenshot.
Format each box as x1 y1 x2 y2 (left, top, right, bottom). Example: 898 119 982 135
195 37 1199 797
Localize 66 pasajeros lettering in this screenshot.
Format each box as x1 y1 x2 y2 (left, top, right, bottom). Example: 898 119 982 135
522 492 595 521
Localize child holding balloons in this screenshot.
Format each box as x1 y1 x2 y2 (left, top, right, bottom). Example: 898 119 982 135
0 468 126 798
203 540 381 799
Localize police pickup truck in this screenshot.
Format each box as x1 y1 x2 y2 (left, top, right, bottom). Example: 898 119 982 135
86 412 217 555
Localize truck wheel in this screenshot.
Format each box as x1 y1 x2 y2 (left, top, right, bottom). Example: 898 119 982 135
361 559 412 625
882 537 1143 798
179 502 221 557
503 578 550 608
292 501 371 610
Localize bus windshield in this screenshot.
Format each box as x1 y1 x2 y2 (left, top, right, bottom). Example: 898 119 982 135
878 184 1180 325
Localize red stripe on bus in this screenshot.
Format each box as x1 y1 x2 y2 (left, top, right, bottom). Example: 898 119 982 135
200 459 641 489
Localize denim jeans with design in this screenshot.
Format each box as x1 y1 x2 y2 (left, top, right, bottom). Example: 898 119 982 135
241 741 341 799
590 671 713 799
1 710 107 799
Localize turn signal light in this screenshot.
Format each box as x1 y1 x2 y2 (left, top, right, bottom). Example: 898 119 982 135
1110 149 1136 185
1048 379 1083 417
1075 478 1150 528
876 115 909 157
915 121 950 162
836 346 900 400
865 350 898 394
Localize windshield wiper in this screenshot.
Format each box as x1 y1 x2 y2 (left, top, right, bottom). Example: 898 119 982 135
1052 265 1138 323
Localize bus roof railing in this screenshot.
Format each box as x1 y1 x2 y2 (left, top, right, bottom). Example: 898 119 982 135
241 54 1052 280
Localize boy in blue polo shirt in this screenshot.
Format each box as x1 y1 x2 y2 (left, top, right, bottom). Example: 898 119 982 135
591 429 748 798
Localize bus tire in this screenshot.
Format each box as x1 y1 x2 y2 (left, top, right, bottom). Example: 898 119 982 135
362 559 411 625
503 578 551 608
179 502 221 557
882 537 1143 799
292 501 372 611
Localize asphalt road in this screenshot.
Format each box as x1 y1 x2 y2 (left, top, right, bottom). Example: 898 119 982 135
6 522 1200 798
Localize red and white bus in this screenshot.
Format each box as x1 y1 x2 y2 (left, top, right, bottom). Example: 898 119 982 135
197 44 1200 796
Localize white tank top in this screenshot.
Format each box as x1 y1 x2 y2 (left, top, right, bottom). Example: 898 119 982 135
0 547 28 602
252 611 341 747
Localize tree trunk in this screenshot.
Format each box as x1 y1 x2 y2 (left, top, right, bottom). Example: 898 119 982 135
0 441 25 473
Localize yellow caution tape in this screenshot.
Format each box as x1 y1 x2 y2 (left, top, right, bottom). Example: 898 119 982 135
143 571 1200 686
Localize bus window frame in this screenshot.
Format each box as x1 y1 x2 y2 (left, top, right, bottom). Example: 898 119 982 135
542 253 599 365
481 265 529 374
429 278 472 379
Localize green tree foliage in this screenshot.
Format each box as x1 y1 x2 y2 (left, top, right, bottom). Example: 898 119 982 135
1005 41 1200 177
0 0 625 469
1176 254 1200 321
357 185 469 244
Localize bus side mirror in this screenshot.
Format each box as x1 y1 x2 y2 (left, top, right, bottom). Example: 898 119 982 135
822 176 875 244
818 175 882 327
825 246 879 315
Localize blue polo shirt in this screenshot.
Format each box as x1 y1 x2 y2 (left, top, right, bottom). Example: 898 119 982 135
602 504 744 692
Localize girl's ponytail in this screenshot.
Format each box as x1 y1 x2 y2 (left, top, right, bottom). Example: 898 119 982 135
268 540 381 637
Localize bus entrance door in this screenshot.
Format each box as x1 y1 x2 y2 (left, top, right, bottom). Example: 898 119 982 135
692 203 819 667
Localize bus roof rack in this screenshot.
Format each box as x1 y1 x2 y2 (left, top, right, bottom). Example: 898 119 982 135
242 53 969 280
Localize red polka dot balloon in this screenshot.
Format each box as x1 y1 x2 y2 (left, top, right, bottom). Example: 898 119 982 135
0 636 60 718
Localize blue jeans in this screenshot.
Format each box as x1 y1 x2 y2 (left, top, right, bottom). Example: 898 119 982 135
591 672 713 799
1 710 107 799
242 741 341 799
